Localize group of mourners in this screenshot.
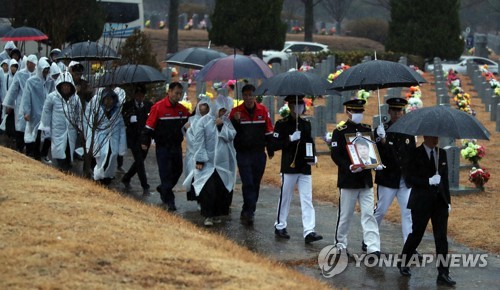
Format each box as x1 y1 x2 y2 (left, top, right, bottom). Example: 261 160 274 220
0 40 456 286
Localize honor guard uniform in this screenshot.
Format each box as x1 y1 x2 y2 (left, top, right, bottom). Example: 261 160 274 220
330 99 380 256
374 97 416 246
271 95 323 243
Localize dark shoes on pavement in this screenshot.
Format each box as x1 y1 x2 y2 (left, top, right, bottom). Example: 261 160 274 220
305 232 323 243
274 228 290 239
240 212 254 225
398 264 411 277
437 273 456 286
121 178 131 190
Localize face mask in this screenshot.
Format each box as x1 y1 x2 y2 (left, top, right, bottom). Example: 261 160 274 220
351 113 364 124
294 104 305 115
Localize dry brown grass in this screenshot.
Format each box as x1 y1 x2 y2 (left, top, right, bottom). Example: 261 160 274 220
0 149 328 289
262 72 500 254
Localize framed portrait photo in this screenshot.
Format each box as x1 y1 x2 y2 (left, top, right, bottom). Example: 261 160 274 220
344 132 381 169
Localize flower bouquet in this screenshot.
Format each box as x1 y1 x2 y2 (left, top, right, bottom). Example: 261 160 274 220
327 63 350 83
454 92 476 116
278 104 290 118
405 86 423 113
460 139 486 165
356 89 370 103
469 167 490 189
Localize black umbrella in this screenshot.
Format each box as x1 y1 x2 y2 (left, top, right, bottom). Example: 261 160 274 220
57 41 119 61
255 70 336 96
329 59 427 123
329 60 427 91
99 64 167 86
165 47 227 69
387 105 490 140
1 26 48 41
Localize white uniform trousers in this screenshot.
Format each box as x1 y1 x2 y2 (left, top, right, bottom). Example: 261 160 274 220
374 178 412 243
335 187 380 253
275 173 316 237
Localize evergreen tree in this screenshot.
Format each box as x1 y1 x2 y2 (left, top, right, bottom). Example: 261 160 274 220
117 30 160 69
386 0 463 60
208 0 287 55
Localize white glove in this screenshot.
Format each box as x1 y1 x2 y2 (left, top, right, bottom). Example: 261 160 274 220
307 156 318 166
289 130 301 142
130 115 137 123
374 164 384 171
376 124 386 138
448 204 451 213
349 164 363 173
429 174 441 185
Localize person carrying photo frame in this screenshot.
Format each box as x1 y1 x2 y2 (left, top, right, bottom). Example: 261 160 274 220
329 99 382 259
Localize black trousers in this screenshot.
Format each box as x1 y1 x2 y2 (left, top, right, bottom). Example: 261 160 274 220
122 141 149 189
401 203 449 274
25 130 42 160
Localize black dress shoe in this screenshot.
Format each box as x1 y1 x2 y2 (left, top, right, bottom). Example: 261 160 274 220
167 203 177 212
275 228 290 239
361 241 367 252
398 264 411 277
437 273 456 286
305 232 323 243
240 212 254 225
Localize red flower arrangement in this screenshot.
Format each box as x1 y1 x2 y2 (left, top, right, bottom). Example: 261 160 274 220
469 167 490 189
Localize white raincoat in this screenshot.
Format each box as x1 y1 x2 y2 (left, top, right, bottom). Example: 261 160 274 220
5 59 18 90
40 72 81 160
20 58 51 143
182 97 211 191
191 95 237 195
86 89 127 181
0 41 15 62
47 62 61 93
2 66 36 132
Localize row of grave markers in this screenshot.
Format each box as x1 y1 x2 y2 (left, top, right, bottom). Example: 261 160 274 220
430 58 484 195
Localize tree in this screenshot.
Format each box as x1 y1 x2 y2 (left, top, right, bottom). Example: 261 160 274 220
167 0 179 53
9 0 105 48
301 0 322 41
117 30 160 69
321 0 353 35
386 0 463 60
209 0 287 55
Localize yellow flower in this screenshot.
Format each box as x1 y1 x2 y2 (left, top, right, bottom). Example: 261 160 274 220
233 99 243 107
179 100 193 113
206 92 214 99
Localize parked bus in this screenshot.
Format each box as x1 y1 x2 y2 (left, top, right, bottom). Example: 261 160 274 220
98 0 144 42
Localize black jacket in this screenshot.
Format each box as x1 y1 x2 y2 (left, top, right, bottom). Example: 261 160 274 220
405 145 451 211
270 116 315 174
122 99 152 147
375 121 416 188
330 120 373 189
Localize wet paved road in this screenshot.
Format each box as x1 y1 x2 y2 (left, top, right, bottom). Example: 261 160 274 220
79 150 500 289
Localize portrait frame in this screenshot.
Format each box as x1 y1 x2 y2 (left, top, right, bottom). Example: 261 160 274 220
344 132 381 169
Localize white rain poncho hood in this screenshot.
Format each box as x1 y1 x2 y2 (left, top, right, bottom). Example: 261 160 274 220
21 58 51 143
40 72 81 161
189 95 237 195
47 62 61 93
182 97 212 190
0 41 16 62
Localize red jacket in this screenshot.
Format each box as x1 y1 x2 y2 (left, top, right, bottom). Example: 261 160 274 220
229 101 274 153
142 97 189 147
